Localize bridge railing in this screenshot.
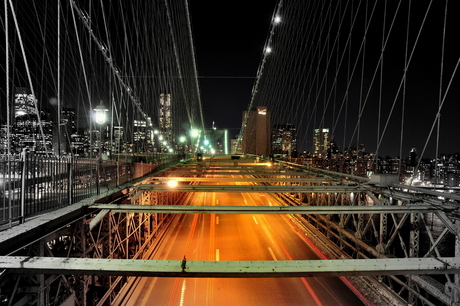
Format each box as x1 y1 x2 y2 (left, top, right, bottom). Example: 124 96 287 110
0 152 186 228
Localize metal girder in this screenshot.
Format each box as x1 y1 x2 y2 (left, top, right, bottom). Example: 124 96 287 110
88 204 439 214
392 184 460 202
1 256 458 277
434 211 459 235
148 177 339 183
135 184 365 193
89 209 109 230
164 171 334 177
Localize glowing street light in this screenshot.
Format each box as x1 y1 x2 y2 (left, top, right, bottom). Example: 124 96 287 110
190 129 200 138
93 100 109 125
167 179 178 188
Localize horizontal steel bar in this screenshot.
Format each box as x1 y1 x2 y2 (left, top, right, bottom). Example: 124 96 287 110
392 184 460 202
135 184 364 193
88 204 439 214
165 171 328 177
1 256 458 277
149 177 339 183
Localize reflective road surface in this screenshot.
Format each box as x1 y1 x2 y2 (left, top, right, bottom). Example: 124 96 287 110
120 178 367 306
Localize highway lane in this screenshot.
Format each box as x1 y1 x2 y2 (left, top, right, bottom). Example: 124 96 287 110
121 179 367 306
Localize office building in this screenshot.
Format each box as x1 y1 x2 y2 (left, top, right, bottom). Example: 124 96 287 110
271 123 297 157
12 87 53 154
241 106 270 156
313 128 330 157
159 93 172 144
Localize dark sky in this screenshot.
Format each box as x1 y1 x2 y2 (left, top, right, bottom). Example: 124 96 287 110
188 1 460 158
189 1 278 137
2 1 459 158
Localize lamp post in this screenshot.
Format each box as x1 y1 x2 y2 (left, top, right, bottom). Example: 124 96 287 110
190 129 200 154
179 135 186 159
93 100 108 194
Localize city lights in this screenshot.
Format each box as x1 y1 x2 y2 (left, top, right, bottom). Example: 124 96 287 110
93 101 108 125
166 179 178 188
190 129 200 138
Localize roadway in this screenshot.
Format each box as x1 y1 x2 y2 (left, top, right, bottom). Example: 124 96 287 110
118 176 366 306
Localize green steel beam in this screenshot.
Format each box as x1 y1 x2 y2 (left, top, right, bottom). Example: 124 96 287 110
164 171 331 177
134 184 364 193
148 177 339 183
88 204 443 214
1 256 458 277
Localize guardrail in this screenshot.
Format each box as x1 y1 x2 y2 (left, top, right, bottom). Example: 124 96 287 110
0 152 187 228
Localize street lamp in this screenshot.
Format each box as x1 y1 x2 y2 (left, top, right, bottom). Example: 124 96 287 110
190 129 201 154
178 135 187 159
190 129 200 138
94 100 109 125
93 100 108 194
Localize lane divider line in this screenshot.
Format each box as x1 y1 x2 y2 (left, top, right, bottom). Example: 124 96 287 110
253 216 259 225
216 249 220 261
268 247 277 260
179 279 187 306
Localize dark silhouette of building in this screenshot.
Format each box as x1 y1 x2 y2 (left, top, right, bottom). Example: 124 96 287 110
241 106 270 156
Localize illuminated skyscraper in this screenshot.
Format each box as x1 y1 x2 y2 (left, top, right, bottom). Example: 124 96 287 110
313 128 330 157
271 123 297 157
241 106 270 156
12 87 53 154
59 107 77 154
159 93 172 143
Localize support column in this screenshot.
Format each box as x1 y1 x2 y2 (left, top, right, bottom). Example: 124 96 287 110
454 221 460 305
408 212 420 305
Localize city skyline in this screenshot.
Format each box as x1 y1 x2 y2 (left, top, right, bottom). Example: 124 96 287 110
2 85 460 160
1 1 460 158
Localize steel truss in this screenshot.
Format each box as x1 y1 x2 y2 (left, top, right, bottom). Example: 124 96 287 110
0 176 187 306
266 163 460 306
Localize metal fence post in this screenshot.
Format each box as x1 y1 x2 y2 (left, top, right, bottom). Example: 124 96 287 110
96 158 101 195
67 155 73 205
116 160 120 187
20 148 27 224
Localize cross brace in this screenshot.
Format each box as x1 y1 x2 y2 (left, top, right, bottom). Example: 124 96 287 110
1 256 458 277
135 184 363 193
88 204 443 215
148 177 339 183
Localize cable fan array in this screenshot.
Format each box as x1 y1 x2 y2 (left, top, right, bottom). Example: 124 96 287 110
246 0 459 162
1 0 204 154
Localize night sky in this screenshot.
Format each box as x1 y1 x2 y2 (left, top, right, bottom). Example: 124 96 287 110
189 1 278 137
2 1 460 158
189 1 460 158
